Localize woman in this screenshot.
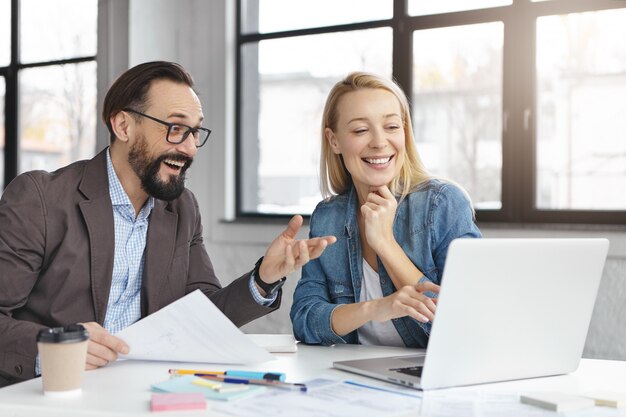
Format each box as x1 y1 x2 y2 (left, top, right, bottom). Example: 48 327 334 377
290 72 481 348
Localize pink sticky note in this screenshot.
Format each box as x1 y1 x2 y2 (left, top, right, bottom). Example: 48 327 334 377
151 393 207 412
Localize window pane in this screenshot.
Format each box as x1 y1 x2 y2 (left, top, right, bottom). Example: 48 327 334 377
240 28 392 214
409 0 511 16
536 10 626 210
19 62 97 173
20 0 97 64
0 77 4 188
413 22 503 210
0 0 9 66
241 0 392 34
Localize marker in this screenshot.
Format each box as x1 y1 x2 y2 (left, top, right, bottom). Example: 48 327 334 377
196 374 307 392
169 369 286 382
226 370 286 382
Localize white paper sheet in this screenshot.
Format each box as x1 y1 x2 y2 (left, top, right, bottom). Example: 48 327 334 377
215 377 423 417
116 290 274 364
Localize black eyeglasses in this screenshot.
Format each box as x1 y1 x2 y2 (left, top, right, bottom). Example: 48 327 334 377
123 108 212 147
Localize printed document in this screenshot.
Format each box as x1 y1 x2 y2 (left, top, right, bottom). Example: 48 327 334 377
117 290 274 364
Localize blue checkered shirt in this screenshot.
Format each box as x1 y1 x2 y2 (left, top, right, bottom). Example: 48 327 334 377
102 150 154 334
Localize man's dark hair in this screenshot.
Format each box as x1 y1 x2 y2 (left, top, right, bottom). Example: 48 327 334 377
102 61 195 143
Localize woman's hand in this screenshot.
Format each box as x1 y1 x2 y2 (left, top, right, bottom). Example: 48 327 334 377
371 281 440 323
331 280 440 336
361 185 398 254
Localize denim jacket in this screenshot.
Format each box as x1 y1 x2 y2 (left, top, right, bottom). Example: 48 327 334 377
290 179 482 348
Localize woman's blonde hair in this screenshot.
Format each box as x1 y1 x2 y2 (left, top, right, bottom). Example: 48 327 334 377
320 72 432 199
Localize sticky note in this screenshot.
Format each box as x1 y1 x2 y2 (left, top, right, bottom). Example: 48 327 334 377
150 392 206 412
192 378 222 389
520 392 595 412
152 375 266 401
583 391 626 408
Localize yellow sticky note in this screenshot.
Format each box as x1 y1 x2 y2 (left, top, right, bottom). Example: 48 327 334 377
192 378 222 390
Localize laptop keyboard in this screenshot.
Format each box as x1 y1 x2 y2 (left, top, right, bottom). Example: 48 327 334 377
390 366 423 377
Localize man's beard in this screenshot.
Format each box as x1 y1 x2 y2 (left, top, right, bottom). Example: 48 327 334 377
128 134 193 201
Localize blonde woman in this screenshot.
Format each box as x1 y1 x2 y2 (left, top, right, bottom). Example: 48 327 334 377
290 72 481 348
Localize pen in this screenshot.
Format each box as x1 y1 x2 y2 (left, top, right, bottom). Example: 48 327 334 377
343 381 421 399
169 369 286 381
195 374 307 392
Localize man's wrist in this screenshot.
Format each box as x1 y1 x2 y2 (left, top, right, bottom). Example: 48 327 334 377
253 257 286 296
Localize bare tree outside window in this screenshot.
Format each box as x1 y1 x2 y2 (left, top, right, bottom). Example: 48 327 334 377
19 62 96 173
413 23 503 209
0 0 9 66
15 0 97 175
241 28 392 215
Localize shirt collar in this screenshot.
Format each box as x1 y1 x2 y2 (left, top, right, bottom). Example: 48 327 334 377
106 148 155 218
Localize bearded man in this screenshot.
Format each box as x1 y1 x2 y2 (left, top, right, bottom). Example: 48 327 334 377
0 61 335 387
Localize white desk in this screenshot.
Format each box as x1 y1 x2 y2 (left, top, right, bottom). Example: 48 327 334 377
0 344 625 417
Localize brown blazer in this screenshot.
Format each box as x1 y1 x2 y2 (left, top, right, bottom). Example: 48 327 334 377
0 150 279 386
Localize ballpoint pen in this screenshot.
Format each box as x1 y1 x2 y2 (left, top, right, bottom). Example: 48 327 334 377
169 368 286 381
195 374 307 392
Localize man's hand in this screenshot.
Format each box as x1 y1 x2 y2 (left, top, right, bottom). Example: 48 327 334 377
80 322 129 370
258 215 337 283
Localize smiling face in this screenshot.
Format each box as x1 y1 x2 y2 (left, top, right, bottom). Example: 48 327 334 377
126 79 203 201
325 88 406 202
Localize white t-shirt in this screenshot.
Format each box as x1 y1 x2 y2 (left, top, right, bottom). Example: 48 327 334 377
357 260 405 347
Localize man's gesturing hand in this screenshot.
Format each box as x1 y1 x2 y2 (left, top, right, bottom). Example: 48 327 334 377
259 215 337 284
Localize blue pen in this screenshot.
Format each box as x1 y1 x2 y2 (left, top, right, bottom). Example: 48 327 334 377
344 381 421 398
196 374 307 392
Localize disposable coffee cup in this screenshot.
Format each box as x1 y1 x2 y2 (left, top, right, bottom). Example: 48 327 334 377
37 324 89 397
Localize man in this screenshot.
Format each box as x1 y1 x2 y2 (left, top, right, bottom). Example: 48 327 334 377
0 61 336 387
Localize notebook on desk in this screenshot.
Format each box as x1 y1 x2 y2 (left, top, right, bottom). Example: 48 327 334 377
247 334 298 353
333 238 609 390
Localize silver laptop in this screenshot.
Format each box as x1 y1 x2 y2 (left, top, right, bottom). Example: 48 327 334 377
333 238 609 390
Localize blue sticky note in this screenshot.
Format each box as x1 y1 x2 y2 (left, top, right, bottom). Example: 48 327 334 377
151 376 266 401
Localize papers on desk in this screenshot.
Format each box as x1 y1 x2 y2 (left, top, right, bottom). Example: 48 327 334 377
116 290 274 364
420 390 626 417
214 377 423 417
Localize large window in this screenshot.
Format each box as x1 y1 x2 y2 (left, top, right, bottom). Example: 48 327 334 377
237 0 626 224
0 0 97 190
536 9 626 211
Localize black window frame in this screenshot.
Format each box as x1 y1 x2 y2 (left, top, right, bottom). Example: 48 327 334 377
235 0 626 225
0 0 97 189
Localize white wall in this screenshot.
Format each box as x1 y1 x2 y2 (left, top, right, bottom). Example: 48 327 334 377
99 0 626 360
